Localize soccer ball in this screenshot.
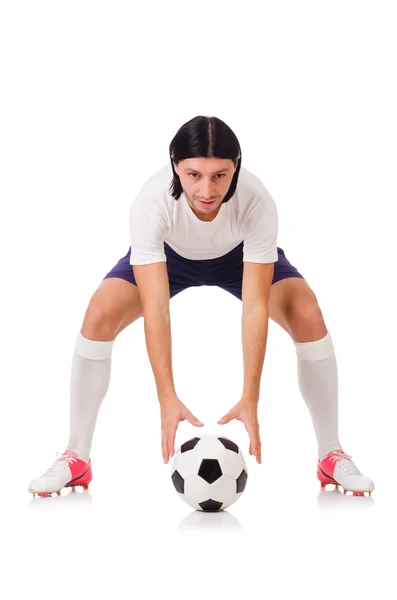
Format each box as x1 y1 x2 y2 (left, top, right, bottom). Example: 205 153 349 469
170 435 248 511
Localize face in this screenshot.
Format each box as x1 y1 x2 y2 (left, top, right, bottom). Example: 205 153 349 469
173 157 238 222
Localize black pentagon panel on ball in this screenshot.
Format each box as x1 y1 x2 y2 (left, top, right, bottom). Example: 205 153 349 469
236 469 248 493
199 499 223 512
218 437 239 453
198 459 222 484
180 437 201 453
171 470 185 494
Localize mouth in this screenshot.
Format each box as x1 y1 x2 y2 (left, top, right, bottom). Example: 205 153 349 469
198 199 216 207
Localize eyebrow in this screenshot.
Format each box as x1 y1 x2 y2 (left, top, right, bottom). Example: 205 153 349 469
184 168 230 174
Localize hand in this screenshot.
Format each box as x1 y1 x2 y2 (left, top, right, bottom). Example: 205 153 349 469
160 395 204 464
217 397 262 463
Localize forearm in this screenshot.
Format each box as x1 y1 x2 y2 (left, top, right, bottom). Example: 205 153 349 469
241 305 270 398
143 309 176 402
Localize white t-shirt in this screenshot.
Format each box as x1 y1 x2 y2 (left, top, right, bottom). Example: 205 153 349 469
129 163 278 265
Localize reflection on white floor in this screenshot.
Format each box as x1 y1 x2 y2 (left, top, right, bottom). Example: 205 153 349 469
178 508 244 533
27 484 376 517
28 488 94 511
317 486 375 510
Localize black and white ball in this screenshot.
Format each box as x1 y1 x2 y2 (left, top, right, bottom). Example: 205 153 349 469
170 435 248 511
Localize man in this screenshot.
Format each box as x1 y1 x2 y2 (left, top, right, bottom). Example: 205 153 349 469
29 115 374 498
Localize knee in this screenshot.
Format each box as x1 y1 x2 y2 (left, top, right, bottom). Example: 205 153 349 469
81 301 119 341
288 300 327 341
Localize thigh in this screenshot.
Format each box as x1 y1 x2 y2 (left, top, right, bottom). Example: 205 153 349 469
217 246 305 301
83 277 144 338
272 247 305 286
103 246 194 300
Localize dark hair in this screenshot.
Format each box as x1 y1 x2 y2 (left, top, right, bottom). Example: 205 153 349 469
168 115 242 203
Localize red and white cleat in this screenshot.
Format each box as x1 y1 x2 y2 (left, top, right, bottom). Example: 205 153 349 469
317 450 374 496
28 451 92 497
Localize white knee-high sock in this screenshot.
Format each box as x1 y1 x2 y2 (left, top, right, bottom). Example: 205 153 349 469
294 332 343 461
66 332 114 462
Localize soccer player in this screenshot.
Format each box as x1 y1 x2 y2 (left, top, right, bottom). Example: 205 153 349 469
29 115 374 497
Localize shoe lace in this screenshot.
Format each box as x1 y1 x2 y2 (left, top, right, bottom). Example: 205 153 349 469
329 451 363 476
44 452 77 476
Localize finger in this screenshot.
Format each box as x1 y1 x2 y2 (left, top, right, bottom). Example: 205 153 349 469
167 426 178 460
187 413 204 427
248 436 260 462
217 412 234 425
253 436 262 463
161 431 169 464
255 445 262 464
245 422 261 463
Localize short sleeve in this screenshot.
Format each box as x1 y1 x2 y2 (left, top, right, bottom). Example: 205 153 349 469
242 191 278 263
129 184 170 265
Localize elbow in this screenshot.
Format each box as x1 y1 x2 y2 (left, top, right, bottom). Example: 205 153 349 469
142 302 170 318
242 302 269 317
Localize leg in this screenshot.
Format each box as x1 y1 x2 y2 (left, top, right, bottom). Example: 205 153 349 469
66 277 144 461
268 277 327 341
68 241 200 461
29 245 199 495
213 247 374 494
81 276 144 340
213 243 341 460
28 276 145 496
268 277 342 460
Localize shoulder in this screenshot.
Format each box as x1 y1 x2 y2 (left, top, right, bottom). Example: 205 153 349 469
140 163 174 190
236 166 277 222
131 163 174 211
237 166 273 201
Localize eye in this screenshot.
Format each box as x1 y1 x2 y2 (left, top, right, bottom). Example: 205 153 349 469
188 173 226 179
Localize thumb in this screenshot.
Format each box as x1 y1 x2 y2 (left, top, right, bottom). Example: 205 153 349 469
217 412 234 425
187 413 204 427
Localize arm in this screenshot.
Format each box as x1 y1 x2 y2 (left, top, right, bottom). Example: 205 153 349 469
129 182 175 401
218 187 278 462
133 262 176 402
241 190 278 399
134 262 204 463
129 184 203 464
241 262 274 399
218 260 273 462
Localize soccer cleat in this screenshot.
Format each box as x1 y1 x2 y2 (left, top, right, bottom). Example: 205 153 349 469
28 451 92 497
317 449 374 496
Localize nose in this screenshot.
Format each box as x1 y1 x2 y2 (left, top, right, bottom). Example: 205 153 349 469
201 180 216 199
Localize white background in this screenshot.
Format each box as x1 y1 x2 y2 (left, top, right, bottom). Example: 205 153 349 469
1 1 396 598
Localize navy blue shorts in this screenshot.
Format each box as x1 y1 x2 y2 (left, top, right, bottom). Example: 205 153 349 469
103 242 304 301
